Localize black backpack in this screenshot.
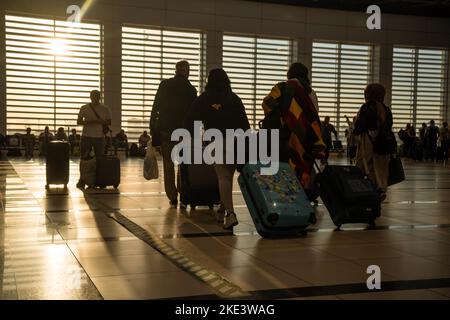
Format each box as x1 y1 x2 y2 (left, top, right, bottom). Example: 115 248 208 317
372 104 397 155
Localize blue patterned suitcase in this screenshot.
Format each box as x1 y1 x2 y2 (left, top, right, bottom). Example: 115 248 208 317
238 163 316 238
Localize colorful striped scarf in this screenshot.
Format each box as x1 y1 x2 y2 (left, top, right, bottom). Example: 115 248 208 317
262 79 326 188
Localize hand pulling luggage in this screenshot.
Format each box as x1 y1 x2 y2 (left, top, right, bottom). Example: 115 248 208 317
317 164 380 230
96 155 120 189
177 162 220 209
46 141 70 189
238 163 316 238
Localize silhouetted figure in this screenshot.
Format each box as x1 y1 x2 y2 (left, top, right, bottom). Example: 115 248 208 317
68 129 81 155
22 127 36 159
114 129 129 157
440 121 449 160
149 60 197 208
424 120 439 161
39 126 54 156
55 127 68 141
76 90 112 188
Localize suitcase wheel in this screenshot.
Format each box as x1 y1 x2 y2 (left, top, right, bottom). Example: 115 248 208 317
98 185 106 189
45 184 49 190
63 184 67 190
300 230 307 236
368 221 376 229
113 185 119 189
191 205 196 210
336 224 342 231
208 205 214 210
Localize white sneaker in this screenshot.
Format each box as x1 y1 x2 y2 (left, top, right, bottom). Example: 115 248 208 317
223 213 239 230
215 208 225 223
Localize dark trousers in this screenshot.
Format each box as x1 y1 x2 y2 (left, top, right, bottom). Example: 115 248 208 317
80 136 105 159
442 140 449 160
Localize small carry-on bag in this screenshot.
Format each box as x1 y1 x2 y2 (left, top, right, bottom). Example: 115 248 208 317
177 162 220 209
388 154 405 186
238 162 316 238
46 140 70 189
96 155 120 189
317 164 380 230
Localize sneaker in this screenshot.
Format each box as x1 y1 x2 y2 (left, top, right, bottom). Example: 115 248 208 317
223 213 239 230
169 200 178 209
215 208 225 223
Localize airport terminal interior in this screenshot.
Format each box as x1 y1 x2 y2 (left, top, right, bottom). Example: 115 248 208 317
1 0 450 300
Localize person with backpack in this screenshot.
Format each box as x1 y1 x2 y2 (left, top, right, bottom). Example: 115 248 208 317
353 83 395 202
261 62 326 195
424 120 440 161
184 69 250 230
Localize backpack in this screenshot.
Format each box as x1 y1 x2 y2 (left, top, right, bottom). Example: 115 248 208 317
372 104 397 155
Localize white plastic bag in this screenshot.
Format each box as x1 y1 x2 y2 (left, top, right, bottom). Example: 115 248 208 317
143 147 159 180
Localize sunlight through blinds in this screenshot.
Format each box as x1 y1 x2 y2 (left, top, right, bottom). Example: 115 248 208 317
121 26 204 141
5 14 101 135
312 41 373 138
222 34 292 128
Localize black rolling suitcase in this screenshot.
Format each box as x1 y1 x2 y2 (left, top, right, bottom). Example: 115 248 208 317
96 155 120 189
177 163 220 209
317 164 381 230
46 141 70 189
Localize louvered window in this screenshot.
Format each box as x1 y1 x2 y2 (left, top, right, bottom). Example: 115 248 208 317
392 47 448 131
5 14 101 134
311 41 373 137
121 26 204 141
222 34 292 128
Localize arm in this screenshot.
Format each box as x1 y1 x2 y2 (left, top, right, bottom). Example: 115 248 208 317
262 83 283 114
150 81 165 132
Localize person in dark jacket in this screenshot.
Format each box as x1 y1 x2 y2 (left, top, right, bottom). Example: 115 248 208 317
353 83 394 202
185 68 250 230
424 120 440 161
150 60 197 208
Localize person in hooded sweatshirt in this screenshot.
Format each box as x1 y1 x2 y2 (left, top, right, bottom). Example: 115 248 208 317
184 68 250 230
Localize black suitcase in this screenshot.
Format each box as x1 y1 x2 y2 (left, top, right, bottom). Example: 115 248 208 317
46 141 70 189
317 164 380 229
96 155 120 189
177 163 220 209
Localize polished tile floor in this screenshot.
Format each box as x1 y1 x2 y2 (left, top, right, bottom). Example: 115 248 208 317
1 153 450 300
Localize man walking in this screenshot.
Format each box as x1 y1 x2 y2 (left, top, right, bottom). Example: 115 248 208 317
76 90 111 188
149 60 197 208
321 116 338 164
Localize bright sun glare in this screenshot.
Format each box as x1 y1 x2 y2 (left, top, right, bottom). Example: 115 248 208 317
50 38 66 55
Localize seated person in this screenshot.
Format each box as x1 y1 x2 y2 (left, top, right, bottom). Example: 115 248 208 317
55 127 68 141
138 130 151 149
68 129 81 155
21 127 36 159
38 126 54 156
114 129 129 156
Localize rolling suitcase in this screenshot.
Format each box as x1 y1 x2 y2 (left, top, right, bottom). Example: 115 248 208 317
46 141 70 189
177 163 220 209
238 163 316 238
96 155 120 189
317 164 380 230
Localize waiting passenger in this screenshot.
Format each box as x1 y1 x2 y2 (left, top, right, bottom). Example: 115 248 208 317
424 120 439 161
150 60 197 208
419 123 427 142
68 129 81 155
262 62 325 193
114 129 129 157
185 68 250 230
439 121 449 160
403 123 416 157
22 127 36 159
353 83 395 202
55 127 68 141
138 130 151 149
321 116 338 164
76 89 112 189
38 126 54 156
